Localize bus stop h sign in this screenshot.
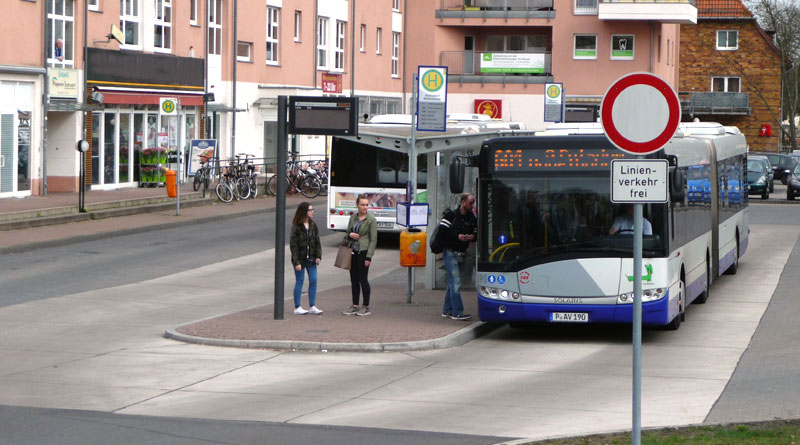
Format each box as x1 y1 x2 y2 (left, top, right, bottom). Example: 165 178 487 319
601 72 680 155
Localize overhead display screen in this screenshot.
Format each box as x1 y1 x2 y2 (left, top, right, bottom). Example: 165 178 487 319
491 147 629 172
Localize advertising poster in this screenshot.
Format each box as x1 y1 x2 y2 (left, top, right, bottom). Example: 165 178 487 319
188 139 217 175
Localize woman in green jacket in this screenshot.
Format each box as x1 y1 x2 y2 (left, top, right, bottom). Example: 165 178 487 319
341 194 378 316
290 202 323 315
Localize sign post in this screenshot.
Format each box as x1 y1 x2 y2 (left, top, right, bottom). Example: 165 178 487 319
160 97 180 215
601 72 680 445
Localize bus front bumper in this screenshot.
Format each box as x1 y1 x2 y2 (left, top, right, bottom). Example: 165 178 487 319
477 293 672 326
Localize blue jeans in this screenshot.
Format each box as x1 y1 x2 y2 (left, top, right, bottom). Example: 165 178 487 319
443 249 465 316
293 260 318 308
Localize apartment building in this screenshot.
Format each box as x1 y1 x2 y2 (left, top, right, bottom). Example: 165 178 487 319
404 0 695 127
678 0 782 152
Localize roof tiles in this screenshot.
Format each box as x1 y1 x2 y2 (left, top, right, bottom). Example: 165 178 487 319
697 0 753 19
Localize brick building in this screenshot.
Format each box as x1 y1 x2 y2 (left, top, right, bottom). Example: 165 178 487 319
678 0 782 152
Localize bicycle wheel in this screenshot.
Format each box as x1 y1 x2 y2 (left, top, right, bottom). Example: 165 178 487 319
215 182 234 203
193 172 204 191
236 177 251 200
249 176 258 198
267 175 277 196
300 176 322 198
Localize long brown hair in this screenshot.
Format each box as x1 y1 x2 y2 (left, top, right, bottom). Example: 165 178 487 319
292 201 313 225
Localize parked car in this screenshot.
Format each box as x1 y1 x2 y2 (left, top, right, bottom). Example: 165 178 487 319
786 162 800 200
747 157 771 199
750 151 795 185
749 155 775 192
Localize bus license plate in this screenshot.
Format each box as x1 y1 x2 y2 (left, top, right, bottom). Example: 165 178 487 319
377 222 394 229
550 312 589 323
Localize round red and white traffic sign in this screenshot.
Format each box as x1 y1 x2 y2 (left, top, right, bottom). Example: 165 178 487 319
601 73 680 155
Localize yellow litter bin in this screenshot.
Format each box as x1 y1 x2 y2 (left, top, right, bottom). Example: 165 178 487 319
400 228 426 267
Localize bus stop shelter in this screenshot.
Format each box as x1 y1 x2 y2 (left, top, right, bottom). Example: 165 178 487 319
336 124 534 290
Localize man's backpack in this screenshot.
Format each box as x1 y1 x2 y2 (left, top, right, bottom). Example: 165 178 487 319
429 209 455 254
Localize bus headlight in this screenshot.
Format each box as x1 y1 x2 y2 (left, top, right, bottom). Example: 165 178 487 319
618 288 665 304
480 287 519 300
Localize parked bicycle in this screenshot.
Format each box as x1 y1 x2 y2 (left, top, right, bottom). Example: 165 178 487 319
193 157 211 191
266 160 322 198
215 156 252 202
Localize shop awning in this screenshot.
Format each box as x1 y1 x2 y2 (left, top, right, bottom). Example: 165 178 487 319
94 88 204 106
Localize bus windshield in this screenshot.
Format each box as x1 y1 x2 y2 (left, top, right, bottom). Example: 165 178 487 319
478 175 667 271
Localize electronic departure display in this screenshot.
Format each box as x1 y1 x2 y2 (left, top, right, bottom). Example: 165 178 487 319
491 147 629 172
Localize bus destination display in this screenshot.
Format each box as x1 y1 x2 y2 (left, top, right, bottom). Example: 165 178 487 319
492 147 628 172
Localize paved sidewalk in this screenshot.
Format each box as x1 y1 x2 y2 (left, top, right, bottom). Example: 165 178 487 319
1 186 494 352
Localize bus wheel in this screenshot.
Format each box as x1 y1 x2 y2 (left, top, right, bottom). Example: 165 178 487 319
725 241 739 275
694 256 711 304
508 322 528 329
666 280 684 331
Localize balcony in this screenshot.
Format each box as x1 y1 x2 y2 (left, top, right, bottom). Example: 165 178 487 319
441 50 553 84
680 92 750 116
436 0 556 21
597 0 696 24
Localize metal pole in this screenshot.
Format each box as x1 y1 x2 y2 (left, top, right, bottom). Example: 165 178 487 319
633 201 643 445
407 73 418 304
176 100 182 216
231 0 238 158
274 96 288 320
350 0 356 97
79 150 86 212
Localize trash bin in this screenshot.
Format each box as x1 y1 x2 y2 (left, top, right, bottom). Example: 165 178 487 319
400 228 426 267
165 169 177 198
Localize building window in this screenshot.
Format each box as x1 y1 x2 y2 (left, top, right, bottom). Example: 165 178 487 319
120 0 140 48
88 0 98 11
486 35 546 52
190 0 197 24
712 76 740 92
334 21 346 71
392 0 400 11
360 24 366 52
317 16 329 69
717 30 738 51
573 34 597 59
238 41 252 62
392 32 400 77
208 0 222 56
46 0 75 67
154 0 172 51
294 10 301 42
610 34 634 60
266 7 279 65
574 0 597 15
376 27 382 54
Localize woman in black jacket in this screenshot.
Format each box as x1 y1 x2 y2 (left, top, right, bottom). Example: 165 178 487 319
289 202 323 315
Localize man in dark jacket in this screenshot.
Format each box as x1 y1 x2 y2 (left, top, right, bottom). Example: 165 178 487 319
439 193 477 320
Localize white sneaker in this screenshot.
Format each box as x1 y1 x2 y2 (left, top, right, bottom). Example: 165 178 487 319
309 306 323 315
293 306 309 315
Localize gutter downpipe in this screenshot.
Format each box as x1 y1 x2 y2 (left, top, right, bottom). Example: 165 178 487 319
42 0 49 195
204 0 209 139
650 22 654 74
351 0 355 97
83 0 88 192
402 0 408 113
313 0 318 89
231 0 237 158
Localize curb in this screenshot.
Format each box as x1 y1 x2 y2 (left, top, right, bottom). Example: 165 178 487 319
164 320 502 352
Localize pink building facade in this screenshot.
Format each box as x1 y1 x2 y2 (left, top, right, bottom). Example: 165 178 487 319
0 0 694 196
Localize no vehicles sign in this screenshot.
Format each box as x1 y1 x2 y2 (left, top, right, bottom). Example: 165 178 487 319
610 159 668 203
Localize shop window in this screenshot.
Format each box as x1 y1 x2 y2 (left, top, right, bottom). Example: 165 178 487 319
574 34 597 60
611 35 634 60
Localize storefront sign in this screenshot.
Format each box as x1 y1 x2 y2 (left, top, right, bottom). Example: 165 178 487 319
480 53 545 74
474 99 502 119
322 73 342 93
48 68 79 99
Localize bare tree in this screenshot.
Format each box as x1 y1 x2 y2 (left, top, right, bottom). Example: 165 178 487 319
746 0 800 151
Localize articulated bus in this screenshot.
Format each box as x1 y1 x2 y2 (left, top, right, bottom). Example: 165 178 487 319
475 122 748 330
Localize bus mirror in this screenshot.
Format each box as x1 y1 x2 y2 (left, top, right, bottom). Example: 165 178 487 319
450 158 465 194
670 167 685 202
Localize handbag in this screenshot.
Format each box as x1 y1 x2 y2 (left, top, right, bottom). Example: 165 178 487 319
334 244 352 270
